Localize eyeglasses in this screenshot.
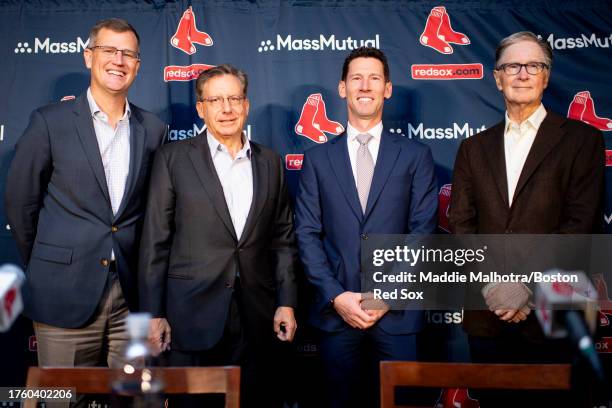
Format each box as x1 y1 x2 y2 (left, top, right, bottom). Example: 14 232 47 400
89 45 140 61
200 96 246 109
495 62 549 75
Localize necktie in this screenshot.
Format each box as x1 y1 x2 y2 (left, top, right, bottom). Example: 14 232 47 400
356 133 374 213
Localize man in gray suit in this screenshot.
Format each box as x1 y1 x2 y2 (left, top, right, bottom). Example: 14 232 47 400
5 18 166 368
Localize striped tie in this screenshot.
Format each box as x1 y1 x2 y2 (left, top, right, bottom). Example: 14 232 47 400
356 133 374 213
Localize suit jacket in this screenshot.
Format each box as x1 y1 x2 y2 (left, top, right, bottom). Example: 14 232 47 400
295 129 438 334
5 93 167 328
138 132 298 351
449 110 605 338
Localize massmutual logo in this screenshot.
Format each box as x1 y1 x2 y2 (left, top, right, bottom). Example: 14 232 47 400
14 36 88 54
168 123 252 142
540 33 612 50
258 34 380 53
406 122 486 139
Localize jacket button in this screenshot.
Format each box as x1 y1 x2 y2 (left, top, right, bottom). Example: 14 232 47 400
101 259 110 267
361 233 368 240
111 226 119 232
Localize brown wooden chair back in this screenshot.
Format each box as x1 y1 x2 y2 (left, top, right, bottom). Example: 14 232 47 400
25 366 240 408
380 361 571 408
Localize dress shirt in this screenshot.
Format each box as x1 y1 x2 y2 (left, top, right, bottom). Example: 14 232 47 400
504 104 547 206
207 131 253 240
87 88 131 260
347 121 383 184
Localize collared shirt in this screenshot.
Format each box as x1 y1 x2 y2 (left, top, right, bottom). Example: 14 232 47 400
87 88 131 261
207 131 253 240
504 104 547 206
346 121 383 184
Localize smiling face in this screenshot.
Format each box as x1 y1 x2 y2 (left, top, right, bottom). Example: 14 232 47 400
84 28 140 98
494 40 550 113
338 57 392 131
196 74 249 142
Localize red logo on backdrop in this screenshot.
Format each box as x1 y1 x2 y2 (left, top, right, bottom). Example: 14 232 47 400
61 95 75 101
295 93 344 143
567 91 612 131
605 150 612 166
600 311 610 327
596 337 612 353
552 281 574 296
28 335 37 352
3 287 16 317
412 63 483 80
286 154 304 170
171 6 213 55
435 388 480 408
164 64 215 82
438 184 452 232
420 6 470 55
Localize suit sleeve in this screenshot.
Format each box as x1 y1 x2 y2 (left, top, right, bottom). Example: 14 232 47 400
449 140 478 233
138 148 175 318
270 156 298 308
4 109 53 265
409 145 439 233
559 127 605 233
294 151 345 304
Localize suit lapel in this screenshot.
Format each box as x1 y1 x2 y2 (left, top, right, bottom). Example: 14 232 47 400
114 104 145 220
363 130 400 221
239 143 268 245
512 112 565 205
483 121 509 208
188 133 238 242
327 133 363 221
73 94 111 206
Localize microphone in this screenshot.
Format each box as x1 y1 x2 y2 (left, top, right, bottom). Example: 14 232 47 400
535 269 604 381
0 264 25 332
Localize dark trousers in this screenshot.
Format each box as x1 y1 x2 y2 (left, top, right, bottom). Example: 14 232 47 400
318 324 418 408
468 327 589 408
164 279 282 408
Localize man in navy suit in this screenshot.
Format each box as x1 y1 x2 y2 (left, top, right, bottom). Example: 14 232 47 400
295 47 438 408
5 18 166 368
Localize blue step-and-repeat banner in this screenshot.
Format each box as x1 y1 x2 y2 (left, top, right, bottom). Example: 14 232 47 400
1 0 611 404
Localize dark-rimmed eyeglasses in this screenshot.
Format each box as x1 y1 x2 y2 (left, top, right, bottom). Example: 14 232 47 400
89 45 140 61
495 62 549 75
200 96 246 109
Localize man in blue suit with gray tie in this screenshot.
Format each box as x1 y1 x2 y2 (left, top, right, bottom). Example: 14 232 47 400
295 47 438 407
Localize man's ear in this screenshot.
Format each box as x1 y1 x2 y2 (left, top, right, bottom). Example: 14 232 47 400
338 81 346 99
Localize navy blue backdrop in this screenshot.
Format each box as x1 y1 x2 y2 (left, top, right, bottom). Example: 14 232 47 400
1 0 611 405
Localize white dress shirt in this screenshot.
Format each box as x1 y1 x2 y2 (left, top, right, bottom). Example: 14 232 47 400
346 121 383 184
504 104 547 206
87 88 131 261
207 131 253 240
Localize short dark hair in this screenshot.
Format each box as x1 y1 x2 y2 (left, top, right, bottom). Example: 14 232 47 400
88 18 140 48
495 31 553 69
341 47 390 82
195 64 249 101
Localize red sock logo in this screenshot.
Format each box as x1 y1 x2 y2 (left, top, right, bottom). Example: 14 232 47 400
568 91 612 131
420 6 470 55
295 94 344 144
435 388 480 408
171 7 213 55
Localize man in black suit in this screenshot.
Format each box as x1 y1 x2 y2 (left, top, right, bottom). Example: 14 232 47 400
5 18 166 368
138 64 298 407
449 31 604 407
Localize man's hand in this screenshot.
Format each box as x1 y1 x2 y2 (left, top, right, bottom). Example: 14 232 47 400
485 282 531 312
361 292 389 324
333 291 376 329
148 317 171 356
274 306 297 342
494 304 531 323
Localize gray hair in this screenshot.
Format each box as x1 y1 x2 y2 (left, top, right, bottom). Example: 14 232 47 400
495 31 553 68
195 64 249 101
88 18 140 49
